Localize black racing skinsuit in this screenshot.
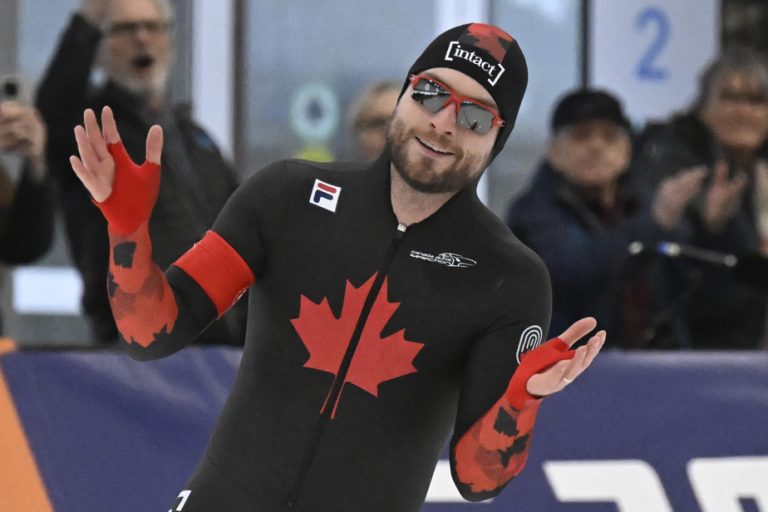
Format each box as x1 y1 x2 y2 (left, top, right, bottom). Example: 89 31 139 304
107 153 552 511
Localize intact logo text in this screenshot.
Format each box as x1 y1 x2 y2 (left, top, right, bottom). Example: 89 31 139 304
444 41 506 86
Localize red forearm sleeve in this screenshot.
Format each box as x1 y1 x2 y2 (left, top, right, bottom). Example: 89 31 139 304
453 337 575 496
109 222 179 348
97 141 179 349
454 396 541 495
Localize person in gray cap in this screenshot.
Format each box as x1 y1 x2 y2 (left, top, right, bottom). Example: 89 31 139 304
70 24 605 511
507 88 706 349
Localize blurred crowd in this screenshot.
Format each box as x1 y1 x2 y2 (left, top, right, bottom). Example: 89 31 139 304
509 48 768 350
2 0 768 350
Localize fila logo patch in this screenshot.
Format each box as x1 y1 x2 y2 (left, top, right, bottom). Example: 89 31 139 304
309 179 341 213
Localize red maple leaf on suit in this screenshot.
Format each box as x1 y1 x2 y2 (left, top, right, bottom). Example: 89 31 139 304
291 274 424 418
465 23 514 62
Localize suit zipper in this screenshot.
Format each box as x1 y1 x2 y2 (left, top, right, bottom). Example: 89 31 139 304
286 222 407 508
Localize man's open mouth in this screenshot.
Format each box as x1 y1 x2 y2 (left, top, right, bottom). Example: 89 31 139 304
132 55 155 70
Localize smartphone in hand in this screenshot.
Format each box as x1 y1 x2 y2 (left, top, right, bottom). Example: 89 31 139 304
0 74 32 180
0 75 30 105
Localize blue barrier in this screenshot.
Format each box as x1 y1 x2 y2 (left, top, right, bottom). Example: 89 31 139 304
2 348 767 511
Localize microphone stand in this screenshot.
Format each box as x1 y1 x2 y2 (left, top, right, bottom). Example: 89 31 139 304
628 241 768 348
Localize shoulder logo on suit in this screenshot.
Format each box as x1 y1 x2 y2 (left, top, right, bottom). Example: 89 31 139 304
516 325 543 363
309 179 341 213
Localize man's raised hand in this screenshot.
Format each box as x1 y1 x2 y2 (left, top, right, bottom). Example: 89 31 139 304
70 106 162 202
70 107 164 236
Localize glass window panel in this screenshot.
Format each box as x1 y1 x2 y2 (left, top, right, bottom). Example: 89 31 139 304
241 1 435 170
488 0 581 215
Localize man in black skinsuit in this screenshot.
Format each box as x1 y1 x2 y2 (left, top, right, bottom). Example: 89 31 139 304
70 23 606 511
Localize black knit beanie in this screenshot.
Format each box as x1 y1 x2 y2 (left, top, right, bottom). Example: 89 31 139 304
401 23 528 162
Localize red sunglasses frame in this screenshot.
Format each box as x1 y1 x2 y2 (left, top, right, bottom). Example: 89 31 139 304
408 74 505 130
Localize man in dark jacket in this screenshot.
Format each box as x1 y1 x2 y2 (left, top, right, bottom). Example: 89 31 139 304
508 89 705 348
36 0 245 344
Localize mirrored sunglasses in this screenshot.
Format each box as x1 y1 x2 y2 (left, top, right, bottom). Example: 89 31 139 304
409 74 504 135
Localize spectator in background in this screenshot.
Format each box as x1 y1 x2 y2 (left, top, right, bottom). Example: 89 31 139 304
507 89 705 348
346 80 399 160
633 47 768 349
0 100 54 332
36 0 245 345
722 0 768 53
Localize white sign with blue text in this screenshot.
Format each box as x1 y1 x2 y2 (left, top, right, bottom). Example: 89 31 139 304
590 0 719 126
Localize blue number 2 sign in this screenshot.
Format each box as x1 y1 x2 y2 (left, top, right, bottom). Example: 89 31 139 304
635 6 671 81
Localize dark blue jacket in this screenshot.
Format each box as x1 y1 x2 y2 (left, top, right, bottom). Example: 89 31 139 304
506 162 687 347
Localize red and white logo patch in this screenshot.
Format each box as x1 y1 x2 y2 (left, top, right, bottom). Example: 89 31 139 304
310 179 341 213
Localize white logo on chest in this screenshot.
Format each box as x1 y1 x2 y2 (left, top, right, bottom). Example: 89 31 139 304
410 250 477 268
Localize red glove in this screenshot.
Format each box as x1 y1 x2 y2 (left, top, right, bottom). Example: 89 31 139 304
93 141 160 236
504 337 575 409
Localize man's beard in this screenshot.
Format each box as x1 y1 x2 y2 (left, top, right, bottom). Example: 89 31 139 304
101 52 170 101
386 118 487 194
111 66 169 100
